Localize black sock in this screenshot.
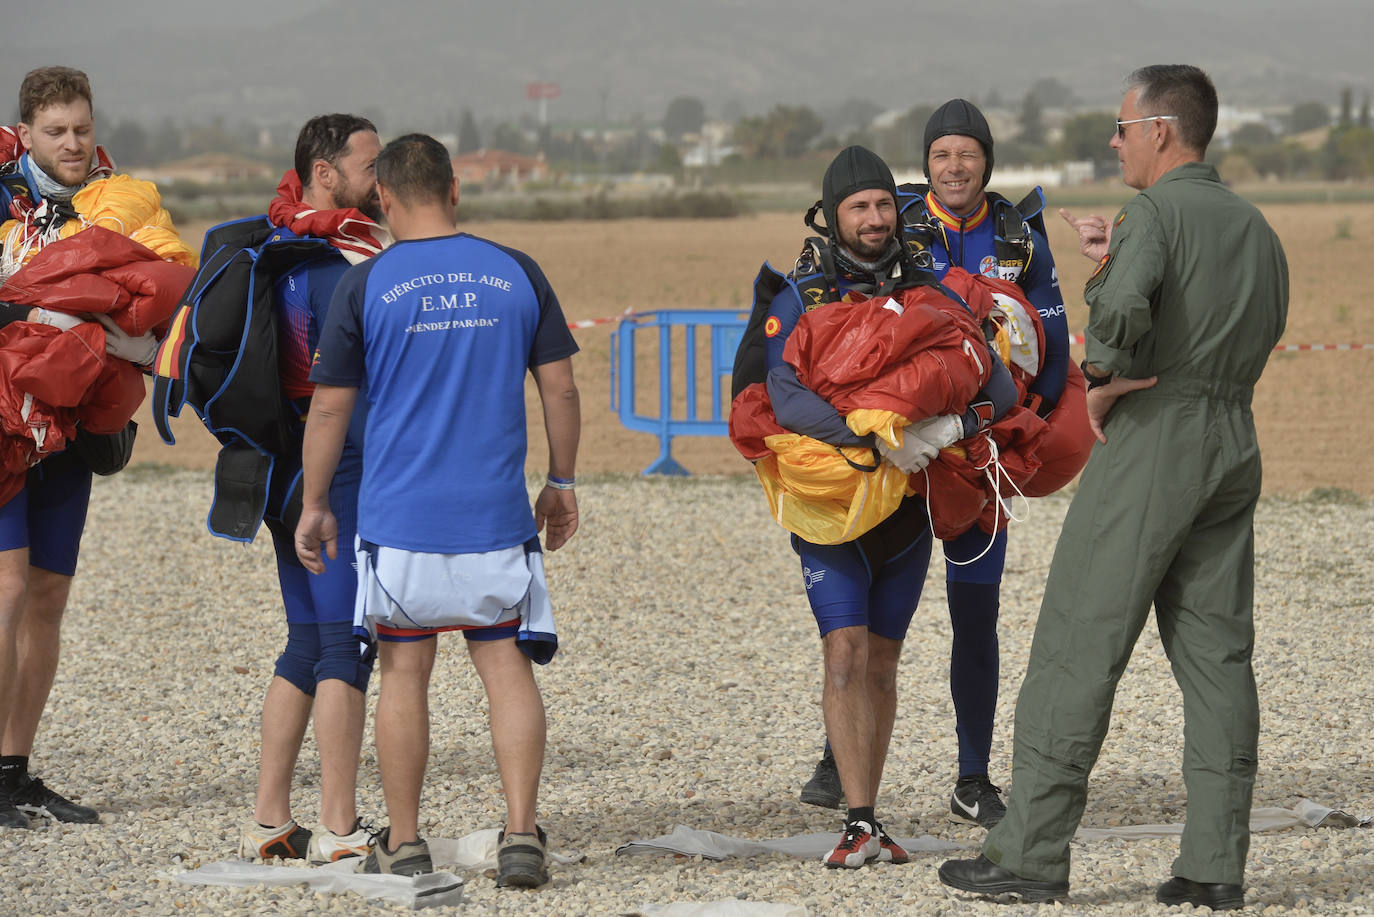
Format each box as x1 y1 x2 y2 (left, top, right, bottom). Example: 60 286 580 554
0 756 27 789
847 805 875 828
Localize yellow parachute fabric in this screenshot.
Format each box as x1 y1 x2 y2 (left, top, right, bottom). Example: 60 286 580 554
751 408 916 545
1 174 196 268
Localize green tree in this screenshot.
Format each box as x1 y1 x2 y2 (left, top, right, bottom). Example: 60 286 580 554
663 96 706 142
457 108 482 154
731 105 823 159
183 117 238 158
822 97 883 138
1339 86 1354 128
878 104 933 168
1230 122 1276 147
654 142 683 177
1360 93 1371 129
1324 126 1374 179
1247 143 1292 179
1058 111 1115 162
1287 101 1330 134
148 117 183 164
1017 92 1045 145
107 119 150 166
489 122 533 155
1028 76 1078 109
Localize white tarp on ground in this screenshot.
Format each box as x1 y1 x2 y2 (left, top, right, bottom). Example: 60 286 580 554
616 799 1370 863
615 825 957 860
173 828 582 910
173 801 1368 911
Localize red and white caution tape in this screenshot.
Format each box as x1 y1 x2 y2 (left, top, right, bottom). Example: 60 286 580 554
1069 333 1368 352
567 308 635 330
1271 343 1372 352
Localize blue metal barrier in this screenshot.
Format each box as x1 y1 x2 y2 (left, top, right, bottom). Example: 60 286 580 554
610 309 747 475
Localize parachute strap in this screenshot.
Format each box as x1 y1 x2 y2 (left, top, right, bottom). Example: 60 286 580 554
1013 186 1047 223
896 183 939 271
803 199 828 236
991 186 1050 273
993 196 1030 251
0 163 30 205
794 236 844 307
837 444 881 473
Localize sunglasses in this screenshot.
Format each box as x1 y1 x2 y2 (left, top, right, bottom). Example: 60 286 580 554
1116 115 1178 138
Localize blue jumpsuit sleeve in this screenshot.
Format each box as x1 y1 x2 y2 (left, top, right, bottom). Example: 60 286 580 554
959 347 1017 438
764 281 872 447
1020 228 1069 410
0 301 31 326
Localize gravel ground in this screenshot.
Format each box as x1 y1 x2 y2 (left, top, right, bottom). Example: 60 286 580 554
0 469 1370 916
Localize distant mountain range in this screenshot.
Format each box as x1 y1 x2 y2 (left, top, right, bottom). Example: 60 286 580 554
2 0 1367 128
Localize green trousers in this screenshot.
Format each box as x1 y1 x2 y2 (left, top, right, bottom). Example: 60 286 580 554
985 380 1261 886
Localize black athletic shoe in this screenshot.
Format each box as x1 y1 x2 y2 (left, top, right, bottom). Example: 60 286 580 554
5 774 98 824
938 854 1068 902
1156 876 1245 910
950 774 1006 828
0 797 31 829
800 748 844 809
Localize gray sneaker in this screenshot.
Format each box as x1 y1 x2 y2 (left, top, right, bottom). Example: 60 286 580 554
496 825 549 888
356 827 433 876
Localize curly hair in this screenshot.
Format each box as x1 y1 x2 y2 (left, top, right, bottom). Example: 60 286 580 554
294 113 377 190
19 66 92 123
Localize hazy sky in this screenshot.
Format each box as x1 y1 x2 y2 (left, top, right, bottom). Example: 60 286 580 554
2 0 1369 127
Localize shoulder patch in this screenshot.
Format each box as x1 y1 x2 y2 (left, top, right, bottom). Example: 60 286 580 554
1089 253 1110 281
1114 209 1127 227
764 315 781 337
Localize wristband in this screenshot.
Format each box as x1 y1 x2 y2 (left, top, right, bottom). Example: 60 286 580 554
546 474 575 490
1080 359 1113 390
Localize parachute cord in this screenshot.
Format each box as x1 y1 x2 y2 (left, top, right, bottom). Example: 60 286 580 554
1 214 64 281
935 433 1031 567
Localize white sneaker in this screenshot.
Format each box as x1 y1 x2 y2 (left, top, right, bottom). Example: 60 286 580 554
308 820 375 865
239 818 312 860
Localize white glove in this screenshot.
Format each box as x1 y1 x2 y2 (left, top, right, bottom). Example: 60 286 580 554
877 429 940 474
32 308 85 331
94 313 158 366
908 413 965 450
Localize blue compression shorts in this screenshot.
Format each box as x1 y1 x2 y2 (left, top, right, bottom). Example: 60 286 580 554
794 526 933 641
268 476 360 624
0 451 92 576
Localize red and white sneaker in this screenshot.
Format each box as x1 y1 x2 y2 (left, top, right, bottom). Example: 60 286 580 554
874 824 910 865
823 819 879 869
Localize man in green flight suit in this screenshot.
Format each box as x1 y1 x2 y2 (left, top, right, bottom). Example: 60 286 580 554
937 64 1289 911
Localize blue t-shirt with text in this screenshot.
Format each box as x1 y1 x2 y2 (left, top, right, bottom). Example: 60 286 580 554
310 233 577 553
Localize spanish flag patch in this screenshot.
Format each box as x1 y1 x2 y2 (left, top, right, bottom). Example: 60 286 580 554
1089 253 1110 281
764 316 781 337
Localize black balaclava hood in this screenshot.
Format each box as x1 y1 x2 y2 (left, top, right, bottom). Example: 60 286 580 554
821 145 897 238
923 99 995 189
